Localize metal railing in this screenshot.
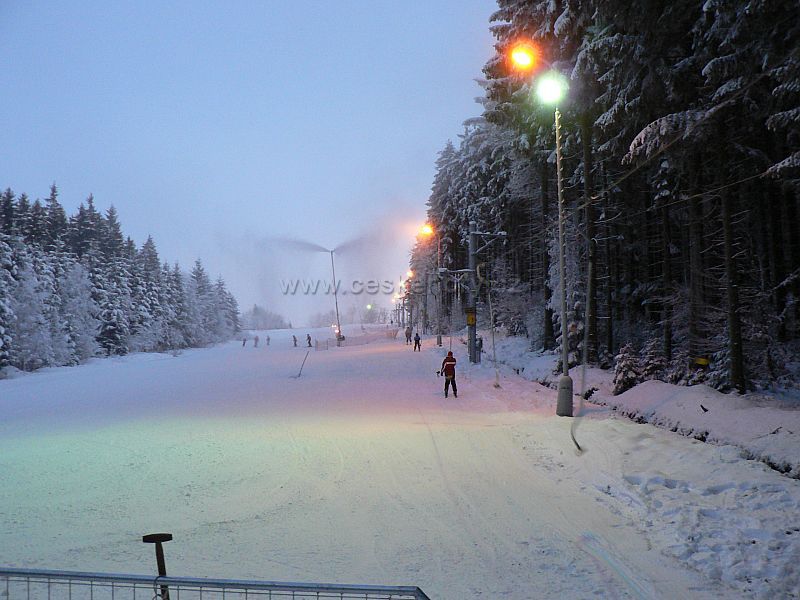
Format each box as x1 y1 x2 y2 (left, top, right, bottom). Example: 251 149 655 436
0 568 431 600
325 332 387 348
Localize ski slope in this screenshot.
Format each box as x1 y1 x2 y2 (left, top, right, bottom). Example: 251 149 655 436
1 328 797 599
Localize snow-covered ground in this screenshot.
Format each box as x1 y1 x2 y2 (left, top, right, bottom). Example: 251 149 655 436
485 333 800 479
1 327 798 599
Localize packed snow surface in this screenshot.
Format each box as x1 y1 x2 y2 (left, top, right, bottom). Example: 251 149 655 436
1 328 798 599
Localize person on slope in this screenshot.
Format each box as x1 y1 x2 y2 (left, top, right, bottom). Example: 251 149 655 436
405 326 412 345
306 334 312 347
413 332 421 352
292 335 297 347
440 351 457 398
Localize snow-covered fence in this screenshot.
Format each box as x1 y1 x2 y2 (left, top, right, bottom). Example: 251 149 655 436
0 568 431 600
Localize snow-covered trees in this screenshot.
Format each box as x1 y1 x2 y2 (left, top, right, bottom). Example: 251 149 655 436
0 235 16 369
612 343 641 396
240 305 289 330
409 0 800 392
0 186 240 375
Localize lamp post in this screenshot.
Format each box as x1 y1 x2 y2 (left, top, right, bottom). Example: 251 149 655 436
419 223 442 346
465 223 507 363
536 73 573 417
510 43 573 417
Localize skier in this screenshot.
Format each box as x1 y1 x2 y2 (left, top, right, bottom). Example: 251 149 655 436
413 332 421 352
440 351 457 398
266 335 270 346
242 336 247 347
292 335 297 347
405 326 412 345
306 334 312 347
254 335 259 348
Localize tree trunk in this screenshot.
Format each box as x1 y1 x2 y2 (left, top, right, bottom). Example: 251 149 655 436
688 154 705 359
604 185 614 357
541 158 555 350
643 191 655 324
721 186 746 393
581 115 597 363
769 182 786 341
782 184 799 337
661 203 673 361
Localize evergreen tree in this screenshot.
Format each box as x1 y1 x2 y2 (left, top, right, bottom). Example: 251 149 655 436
15 194 31 240
58 258 100 362
189 259 215 345
0 189 15 235
27 199 47 247
67 201 94 258
100 205 125 258
612 343 641 395
44 183 68 251
0 234 16 370
129 236 164 351
8 255 54 371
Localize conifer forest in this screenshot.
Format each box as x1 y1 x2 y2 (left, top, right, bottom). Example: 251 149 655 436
410 0 800 393
0 185 240 372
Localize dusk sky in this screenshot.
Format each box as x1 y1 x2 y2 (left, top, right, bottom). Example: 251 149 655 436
0 1 497 325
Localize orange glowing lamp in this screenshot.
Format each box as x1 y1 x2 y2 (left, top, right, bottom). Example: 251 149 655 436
510 42 537 71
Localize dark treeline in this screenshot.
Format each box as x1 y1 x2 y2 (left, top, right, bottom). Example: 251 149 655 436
0 184 240 373
240 304 289 330
410 0 799 393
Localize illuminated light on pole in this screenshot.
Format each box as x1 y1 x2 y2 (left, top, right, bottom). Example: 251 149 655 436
536 71 568 105
509 42 538 72
421 224 443 347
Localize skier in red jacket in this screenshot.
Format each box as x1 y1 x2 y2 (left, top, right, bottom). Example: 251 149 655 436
440 351 457 398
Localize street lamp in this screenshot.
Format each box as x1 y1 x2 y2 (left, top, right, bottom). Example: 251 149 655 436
536 70 572 417
509 42 538 71
511 42 573 416
419 223 442 345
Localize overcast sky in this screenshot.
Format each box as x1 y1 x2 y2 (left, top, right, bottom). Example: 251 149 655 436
0 1 497 325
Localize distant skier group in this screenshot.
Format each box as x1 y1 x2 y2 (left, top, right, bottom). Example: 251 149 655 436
242 333 313 348
243 334 270 347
